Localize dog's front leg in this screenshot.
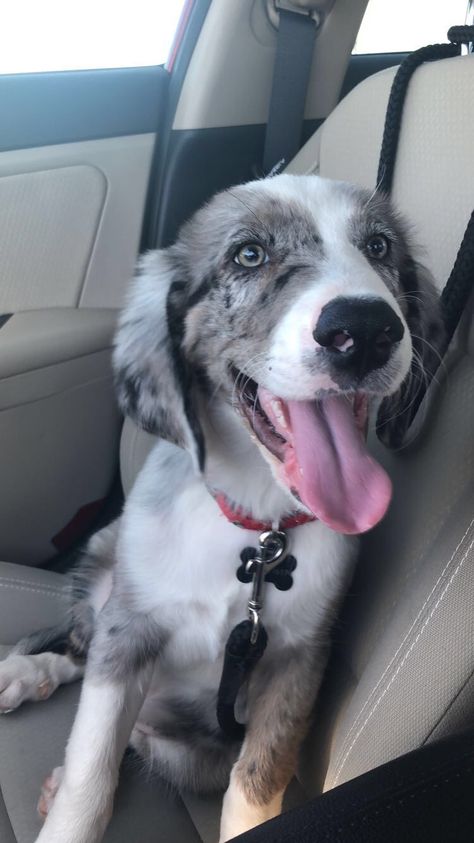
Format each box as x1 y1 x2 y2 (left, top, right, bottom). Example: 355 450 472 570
219 650 322 842
35 608 159 843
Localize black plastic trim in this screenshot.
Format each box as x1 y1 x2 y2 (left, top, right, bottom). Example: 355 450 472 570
145 118 324 249
141 0 322 250
0 66 169 152
154 124 267 248
301 118 324 145
0 314 12 329
340 53 408 101
140 0 213 250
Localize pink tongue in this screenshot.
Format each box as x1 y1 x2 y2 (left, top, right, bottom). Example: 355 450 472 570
286 397 392 534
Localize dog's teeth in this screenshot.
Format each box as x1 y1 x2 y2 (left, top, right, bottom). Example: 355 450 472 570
271 399 287 430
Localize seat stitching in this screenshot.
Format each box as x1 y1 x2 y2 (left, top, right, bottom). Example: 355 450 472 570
332 516 474 777
332 530 474 786
0 576 69 594
333 515 474 768
0 582 70 601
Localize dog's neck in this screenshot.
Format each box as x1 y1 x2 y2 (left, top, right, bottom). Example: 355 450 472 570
201 397 301 524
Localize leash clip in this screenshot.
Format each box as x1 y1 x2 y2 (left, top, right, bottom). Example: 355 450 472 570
217 530 288 737
247 530 287 644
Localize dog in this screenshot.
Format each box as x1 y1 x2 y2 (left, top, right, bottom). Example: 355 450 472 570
0 174 443 843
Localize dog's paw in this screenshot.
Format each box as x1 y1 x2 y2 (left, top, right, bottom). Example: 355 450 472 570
0 655 53 713
37 766 64 819
219 776 283 842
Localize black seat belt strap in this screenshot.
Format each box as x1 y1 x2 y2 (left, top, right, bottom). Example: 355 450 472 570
263 6 317 175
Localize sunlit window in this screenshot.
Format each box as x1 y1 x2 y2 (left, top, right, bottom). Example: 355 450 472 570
0 0 186 75
354 0 468 54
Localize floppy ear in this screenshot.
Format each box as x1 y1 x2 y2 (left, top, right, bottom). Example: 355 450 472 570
376 257 446 449
113 249 205 470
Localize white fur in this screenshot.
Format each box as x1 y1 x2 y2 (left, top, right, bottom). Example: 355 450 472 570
35 670 152 843
119 439 356 657
220 770 284 842
34 432 356 843
0 653 82 712
244 176 413 400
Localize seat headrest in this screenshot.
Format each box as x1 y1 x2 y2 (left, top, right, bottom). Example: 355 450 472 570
288 55 474 292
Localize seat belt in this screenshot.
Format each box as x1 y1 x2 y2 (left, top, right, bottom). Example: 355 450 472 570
263 2 319 175
376 25 474 446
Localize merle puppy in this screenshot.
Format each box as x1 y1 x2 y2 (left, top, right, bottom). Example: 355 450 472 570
0 174 442 843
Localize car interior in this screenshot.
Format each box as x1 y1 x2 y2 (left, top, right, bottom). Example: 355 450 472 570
0 0 473 840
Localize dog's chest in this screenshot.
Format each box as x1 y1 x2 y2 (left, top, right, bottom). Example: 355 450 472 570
122 497 356 670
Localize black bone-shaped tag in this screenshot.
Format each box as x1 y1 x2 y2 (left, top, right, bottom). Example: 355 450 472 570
236 547 297 591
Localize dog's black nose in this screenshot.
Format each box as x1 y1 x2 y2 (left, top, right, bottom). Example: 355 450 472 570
313 296 404 377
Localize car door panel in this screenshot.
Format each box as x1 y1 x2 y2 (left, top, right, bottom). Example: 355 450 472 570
0 134 155 310
0 68 162 565
0 163 107 312
0 130 154 566
0 309 119 565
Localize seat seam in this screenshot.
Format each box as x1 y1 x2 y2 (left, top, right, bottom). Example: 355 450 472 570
421 662 474 747
0 576 69 593
332 528 474 786
332 515 474 779
0 582 70 601
333 511 473 766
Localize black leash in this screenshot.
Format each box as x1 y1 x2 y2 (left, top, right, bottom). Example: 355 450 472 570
217 619 268 741
377 25 474 439
216 530 289 739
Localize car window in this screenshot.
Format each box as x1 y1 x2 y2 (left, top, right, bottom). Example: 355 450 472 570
353 0 468 54
0 0 186 74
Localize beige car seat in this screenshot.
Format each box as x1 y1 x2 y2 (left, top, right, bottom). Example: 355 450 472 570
1 52 473 842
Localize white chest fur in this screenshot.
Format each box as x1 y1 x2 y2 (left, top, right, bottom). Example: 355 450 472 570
117 443 358 676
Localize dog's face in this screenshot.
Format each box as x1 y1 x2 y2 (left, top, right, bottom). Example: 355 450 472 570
115 175 444 534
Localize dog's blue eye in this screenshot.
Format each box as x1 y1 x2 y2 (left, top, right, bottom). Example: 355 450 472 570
234 243 267 268
366 234 389 260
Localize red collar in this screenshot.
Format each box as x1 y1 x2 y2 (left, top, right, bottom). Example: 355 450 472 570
213 492 316 532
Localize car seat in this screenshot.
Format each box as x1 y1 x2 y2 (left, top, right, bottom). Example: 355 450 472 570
1 50 473 843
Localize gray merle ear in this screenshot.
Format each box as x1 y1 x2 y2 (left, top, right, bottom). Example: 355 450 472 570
113 250 205 470
376 258 446 449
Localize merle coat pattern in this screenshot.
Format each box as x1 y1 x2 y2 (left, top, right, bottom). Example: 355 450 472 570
0 175 443 843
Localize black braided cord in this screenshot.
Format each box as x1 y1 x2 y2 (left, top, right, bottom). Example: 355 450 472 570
376 25 474 437
440 26 474 344
448 25 474 45
377 42 459 195
441 209 474 347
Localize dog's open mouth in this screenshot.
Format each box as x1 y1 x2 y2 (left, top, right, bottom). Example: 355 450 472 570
232 368 392 535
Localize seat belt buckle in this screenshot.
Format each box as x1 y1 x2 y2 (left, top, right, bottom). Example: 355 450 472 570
268 0 334 28
274 0 318 17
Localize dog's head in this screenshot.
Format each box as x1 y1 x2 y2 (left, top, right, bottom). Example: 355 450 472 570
114 174 443 534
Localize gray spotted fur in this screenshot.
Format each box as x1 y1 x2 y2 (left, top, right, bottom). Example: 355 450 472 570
11 174 445 810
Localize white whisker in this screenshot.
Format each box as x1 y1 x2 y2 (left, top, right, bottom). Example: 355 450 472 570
411 332 445 367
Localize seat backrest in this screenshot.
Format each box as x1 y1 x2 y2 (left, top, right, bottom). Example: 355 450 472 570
286 54 474 793
120 52 474 794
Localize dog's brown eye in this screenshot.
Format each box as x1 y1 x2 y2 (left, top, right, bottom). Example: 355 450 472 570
234 243 267 268
366 234 389 260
